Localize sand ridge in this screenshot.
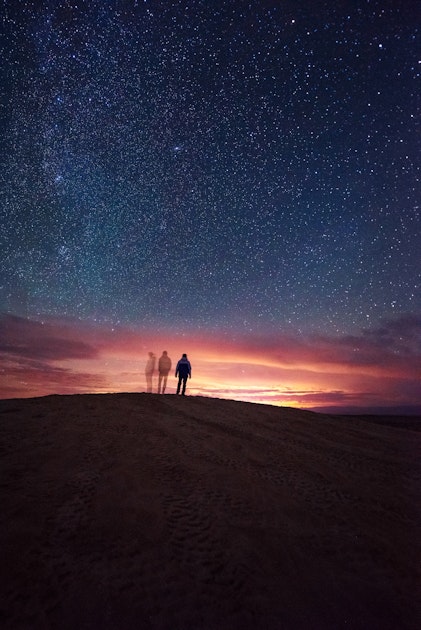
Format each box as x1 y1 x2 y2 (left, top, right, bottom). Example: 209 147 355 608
1 393 420 629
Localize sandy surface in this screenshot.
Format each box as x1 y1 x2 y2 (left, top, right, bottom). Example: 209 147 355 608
1 393 420 629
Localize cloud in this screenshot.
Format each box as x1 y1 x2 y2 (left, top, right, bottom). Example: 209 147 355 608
318 314 421 371
0 314 99 361
191 385 378 407
361 314 421 348
0 315 105 398
214 314 421 378
1 356 108 398
280 390 377 404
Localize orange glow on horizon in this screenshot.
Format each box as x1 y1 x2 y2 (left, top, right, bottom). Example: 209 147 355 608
1 314 420 413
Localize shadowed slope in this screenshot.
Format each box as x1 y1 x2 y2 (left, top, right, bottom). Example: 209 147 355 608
1 394 420 629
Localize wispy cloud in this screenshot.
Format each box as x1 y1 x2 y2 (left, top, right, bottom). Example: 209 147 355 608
219 315 421 377
0 314 105 397
0 314 98 360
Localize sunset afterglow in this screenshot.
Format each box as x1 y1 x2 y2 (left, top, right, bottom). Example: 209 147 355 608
2 314 420 413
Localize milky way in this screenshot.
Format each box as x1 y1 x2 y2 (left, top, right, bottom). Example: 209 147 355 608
1 0 419 337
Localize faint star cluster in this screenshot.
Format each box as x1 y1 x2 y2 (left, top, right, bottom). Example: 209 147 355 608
0 0 419 334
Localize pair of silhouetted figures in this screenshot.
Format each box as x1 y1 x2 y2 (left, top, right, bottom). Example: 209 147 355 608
145 352 192 395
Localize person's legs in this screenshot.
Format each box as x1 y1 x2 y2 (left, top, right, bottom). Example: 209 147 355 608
146 373 152 393
162 375 168 393
158 374 163 394
177 376 182 394
181 376 187 395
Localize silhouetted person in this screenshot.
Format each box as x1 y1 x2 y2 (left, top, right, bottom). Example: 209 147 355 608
145 351 156 393
175 353 191 395
158 351 172 394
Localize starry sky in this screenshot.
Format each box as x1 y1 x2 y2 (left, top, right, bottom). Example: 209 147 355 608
1 0 420 411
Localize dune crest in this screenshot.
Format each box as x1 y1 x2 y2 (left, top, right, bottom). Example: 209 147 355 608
1 394 419 629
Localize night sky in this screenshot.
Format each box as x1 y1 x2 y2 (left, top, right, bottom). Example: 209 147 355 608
1 1 420 410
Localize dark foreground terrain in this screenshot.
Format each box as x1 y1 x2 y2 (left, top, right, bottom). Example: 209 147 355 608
1 394 420 629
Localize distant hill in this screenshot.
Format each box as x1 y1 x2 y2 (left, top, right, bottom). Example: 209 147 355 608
311 404 421 417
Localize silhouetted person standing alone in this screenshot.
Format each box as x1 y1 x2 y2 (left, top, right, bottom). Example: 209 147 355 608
175 353 191 395
158 351 172 394
145 351 156 393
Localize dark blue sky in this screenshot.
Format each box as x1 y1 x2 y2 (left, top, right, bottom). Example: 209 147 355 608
1 0 419 337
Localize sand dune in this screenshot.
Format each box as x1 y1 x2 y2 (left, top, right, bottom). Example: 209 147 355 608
1 394 420 629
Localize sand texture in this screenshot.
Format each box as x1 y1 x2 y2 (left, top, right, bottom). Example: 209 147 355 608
1 394 420 629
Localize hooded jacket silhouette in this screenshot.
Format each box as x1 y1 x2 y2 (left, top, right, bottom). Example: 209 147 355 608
175 354 191 395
